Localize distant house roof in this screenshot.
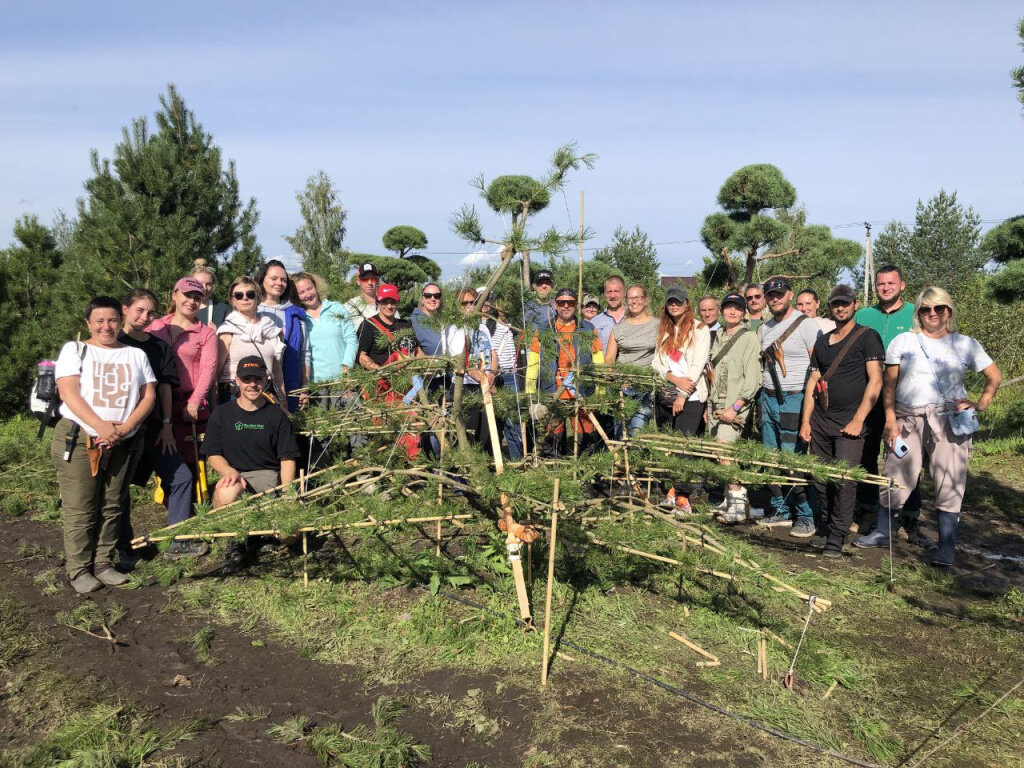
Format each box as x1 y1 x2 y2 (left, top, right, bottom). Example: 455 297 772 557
660 275 699 289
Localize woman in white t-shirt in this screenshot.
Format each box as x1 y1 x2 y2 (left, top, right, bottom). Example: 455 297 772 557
51 296 156 593
862 286 1001 566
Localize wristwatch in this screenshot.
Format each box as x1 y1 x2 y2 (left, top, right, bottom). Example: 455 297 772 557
732 403 743 412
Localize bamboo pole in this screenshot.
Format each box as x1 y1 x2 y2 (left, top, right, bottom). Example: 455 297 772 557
541 509 559 686
302 531 309 589
668 631 719 664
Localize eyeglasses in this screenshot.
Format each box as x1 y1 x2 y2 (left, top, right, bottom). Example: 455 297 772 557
918 305 950 316
555 300 577 307
460 300 476 307
233 290 258 300
626 296 646 302
422 292 442 300
830 300 853 308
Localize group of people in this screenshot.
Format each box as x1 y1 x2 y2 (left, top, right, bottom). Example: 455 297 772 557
49 259 1000 592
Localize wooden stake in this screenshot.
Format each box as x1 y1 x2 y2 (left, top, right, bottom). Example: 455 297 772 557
822 680 838 699
541 511 559 686
302 531 309 589
668 631 719 664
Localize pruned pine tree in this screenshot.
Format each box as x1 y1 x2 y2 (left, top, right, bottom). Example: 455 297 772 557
699 164 859 291
451 142 597 304
69 84 262 301
285 170 347 291
382 225 428 259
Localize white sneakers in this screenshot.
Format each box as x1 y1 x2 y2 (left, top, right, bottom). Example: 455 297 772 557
715 488 750 524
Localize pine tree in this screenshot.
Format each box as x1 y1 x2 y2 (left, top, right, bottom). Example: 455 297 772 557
0 216 68 416
594 225 660 287
69 84 262 301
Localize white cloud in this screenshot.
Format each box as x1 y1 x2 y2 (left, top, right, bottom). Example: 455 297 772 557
459 248 503 268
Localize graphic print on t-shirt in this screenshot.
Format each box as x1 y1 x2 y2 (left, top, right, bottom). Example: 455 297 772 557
91 362 133 409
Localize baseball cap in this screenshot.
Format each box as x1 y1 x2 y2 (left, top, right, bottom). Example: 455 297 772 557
533 270 553 285
665 285 689 304
763 277 792 295
721 292 747 312
377 283 400 302
174 277 207 296
827 284 858 305
236 355 267 378
582 294 600 308
358 262 380 278
554 288 578 301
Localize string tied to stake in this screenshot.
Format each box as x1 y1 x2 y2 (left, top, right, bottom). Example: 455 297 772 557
783 595 816 690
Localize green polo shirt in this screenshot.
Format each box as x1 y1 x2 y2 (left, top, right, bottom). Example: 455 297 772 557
854 301 915 351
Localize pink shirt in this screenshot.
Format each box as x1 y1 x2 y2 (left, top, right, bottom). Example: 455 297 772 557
149 315 218 408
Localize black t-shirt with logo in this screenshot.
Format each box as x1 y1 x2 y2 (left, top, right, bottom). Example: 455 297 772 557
809 324 885 427
200 399 300 472
357 316 418 367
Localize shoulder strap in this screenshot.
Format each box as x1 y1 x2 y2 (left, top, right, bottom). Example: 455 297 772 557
711 328 748 367
916 334 963 402
367 316 395 340
820 325 869 382
776 312 808 347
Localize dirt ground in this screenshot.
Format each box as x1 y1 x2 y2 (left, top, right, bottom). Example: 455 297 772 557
0 516 803 768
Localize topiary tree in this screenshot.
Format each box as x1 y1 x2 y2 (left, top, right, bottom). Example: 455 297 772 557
382 225 428 259
985 19 1024 303
700 164 797 288
452 144 595 302
700 165 860 291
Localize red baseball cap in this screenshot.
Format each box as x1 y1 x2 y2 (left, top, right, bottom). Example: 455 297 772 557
377 283 400 302
174 277 207 296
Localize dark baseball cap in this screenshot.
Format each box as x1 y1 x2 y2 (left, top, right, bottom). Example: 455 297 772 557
582 293 600 308
554 288 578 301
358 262 380 278
721 292 747 312
237 355 267 378
828 284 858 305
665 285 689 304
533 270 553 285
763 277 792 295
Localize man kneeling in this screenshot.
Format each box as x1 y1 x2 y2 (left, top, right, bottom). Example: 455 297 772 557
201 356 300 508
201 356 300 571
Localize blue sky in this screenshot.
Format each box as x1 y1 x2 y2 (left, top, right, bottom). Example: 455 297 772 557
2 1 1021 279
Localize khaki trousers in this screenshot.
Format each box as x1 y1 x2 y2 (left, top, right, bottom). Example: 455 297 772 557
880 404 971 514
51 419 141 577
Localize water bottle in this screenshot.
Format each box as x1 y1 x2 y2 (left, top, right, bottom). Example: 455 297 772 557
36 361 56 402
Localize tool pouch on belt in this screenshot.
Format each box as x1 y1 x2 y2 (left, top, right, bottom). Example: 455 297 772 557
813 379 829 411
86 436 103 477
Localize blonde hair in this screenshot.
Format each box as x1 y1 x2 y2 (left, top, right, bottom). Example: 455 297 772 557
191 258 217 285
418 283 443 312
292 271 328 301
228 275 262 302
911 286 958 334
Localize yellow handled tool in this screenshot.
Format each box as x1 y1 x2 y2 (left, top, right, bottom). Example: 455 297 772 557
190 422 209 504
153 476 164 504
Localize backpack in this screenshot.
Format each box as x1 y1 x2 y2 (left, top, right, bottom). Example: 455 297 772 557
30 342 87 439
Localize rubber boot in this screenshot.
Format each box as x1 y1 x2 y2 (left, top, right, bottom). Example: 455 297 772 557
930 511 959 567
900 509 933 549
854 507 895 548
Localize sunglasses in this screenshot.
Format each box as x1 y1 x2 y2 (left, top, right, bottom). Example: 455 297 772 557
239 375 265 384
918 305 950 316
233 290 258 300
379 299 398 306
555 300 577 307
422 292 442 300
745 293 763 300
829 299 853 308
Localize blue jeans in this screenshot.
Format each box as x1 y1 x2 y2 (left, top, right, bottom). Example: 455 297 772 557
503 372 525 460
759 389 815 519
615 387 652 438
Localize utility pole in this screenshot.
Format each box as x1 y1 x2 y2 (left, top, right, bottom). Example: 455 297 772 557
863 222 873 305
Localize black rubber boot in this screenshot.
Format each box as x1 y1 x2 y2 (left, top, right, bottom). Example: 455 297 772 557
930 511 959 567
